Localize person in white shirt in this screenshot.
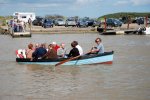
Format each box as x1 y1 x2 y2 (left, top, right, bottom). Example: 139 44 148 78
57 43 66 58
73 41 83 55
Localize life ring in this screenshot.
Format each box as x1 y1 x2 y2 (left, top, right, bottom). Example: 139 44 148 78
15 49 26 58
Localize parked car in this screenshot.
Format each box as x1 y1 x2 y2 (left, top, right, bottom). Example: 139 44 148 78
93 20 101 27
136 17 144 25
54 18 65 26
65 18 76 27
77 19 88 27
42 19 54 28
106 18 122 27
86 19 95 26
32 17 43 26
121 16 129 24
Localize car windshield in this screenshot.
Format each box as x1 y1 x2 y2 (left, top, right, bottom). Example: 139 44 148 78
67 19 75 21
46 20 52 23
58 19 63 21
37 18 43 20
114 19 121 23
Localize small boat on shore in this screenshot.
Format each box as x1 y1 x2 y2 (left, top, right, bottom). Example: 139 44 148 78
9 27 31 38
16 51 114 66
7 19 32 38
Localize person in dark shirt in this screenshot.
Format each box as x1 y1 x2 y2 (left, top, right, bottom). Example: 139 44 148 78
68 42 80 57
32 43 47 60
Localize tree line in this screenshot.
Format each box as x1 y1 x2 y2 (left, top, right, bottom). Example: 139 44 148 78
98 12 150 19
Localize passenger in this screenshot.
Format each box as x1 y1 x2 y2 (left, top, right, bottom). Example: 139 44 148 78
90 37 104 54
42 44 58 59
32 43 47 60
52 42 60 52
43 43 48 50
68 42 80 57
16 19 20 32
26 43 34 59
34 43 39 50
57 43 66 58
20 20 25 32
13 21 18 32
28 18 32 29
73 41 83 55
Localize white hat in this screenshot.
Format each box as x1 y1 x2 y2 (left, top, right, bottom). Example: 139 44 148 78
52 42 56 44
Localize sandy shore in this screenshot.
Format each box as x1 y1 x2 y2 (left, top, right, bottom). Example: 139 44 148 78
30 26 98 34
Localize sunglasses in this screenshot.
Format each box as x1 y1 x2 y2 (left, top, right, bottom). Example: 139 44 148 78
95 40 100 43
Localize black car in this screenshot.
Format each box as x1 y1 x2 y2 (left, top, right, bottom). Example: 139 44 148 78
86 19 95 26
93 20 101 27
77 19 88 27
42 19 54 28
106 18 122 27
32 17 43 26
136 17 144 25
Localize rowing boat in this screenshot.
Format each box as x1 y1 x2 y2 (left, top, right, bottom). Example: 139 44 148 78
16 51 114 65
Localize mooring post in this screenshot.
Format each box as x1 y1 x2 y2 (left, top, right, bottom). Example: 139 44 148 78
104 17 106 32
127 16 130 29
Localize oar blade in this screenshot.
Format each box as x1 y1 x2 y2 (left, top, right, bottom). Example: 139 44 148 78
55 55 80 67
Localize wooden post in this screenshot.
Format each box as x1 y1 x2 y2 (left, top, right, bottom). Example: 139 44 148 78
104 17 106 32
127 16 130 29
145 16 148 27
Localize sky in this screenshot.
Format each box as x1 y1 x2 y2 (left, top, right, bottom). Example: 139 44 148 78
0 0 150 18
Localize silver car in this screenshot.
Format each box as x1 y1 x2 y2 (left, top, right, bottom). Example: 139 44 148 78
65 18 76 27
55 18 65 26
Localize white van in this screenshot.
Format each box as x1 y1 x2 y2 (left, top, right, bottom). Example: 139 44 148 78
13 12 36 23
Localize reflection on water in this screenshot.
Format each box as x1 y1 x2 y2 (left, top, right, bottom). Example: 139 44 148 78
0 34 150 100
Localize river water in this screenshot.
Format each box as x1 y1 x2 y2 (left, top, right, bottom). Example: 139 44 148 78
0 33 150 100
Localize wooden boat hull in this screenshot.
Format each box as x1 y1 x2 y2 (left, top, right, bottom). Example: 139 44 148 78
11 32 31 37
16 51 114 66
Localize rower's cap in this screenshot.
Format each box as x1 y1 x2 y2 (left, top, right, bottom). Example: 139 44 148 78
52 42 56 44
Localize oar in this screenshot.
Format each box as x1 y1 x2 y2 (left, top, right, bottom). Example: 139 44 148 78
55 51 91 67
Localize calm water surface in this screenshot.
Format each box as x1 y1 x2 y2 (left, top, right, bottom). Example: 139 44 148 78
0 33 150 100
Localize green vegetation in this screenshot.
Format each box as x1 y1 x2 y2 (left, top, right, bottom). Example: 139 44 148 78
98 12 150 20
0 16 13 26
45 15 65 19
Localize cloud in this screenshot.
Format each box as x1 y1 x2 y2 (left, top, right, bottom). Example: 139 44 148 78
0 0 103 8
114 0 128 6
114 0 150 6
130 0 150 5
71 0 103 10
75 0 102 6
22 3 63 8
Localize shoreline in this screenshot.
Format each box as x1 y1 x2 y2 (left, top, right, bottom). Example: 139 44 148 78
0 25 99 34
30 29 98 34
0 24 146 34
